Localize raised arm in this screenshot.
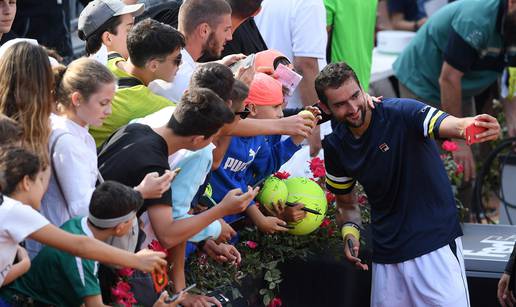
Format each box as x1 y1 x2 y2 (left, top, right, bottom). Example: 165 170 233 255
29 224 167 273
439 113 500 142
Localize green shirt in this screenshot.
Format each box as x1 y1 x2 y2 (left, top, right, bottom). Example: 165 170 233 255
89 74 176 147
393 0 507 105
324 0 378 91
106 52 132 79
0 218 100 307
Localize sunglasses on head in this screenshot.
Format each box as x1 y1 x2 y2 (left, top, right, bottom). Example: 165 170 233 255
234 107 250 119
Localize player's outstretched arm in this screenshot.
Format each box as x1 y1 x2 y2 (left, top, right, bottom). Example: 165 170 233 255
439 114 501 142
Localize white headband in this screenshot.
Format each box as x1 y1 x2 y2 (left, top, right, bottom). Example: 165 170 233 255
88 211 136 228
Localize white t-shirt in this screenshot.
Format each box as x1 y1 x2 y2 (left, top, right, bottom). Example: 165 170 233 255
255 0 328 108
149 49 197 103
0 196 49 286
43 115 97 226
26 115 97 258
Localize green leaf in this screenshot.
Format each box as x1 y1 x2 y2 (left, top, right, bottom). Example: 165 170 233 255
264 293 272 306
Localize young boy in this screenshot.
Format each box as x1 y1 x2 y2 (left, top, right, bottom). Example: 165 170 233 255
97 87 258 305
0 181 150 306
78 0 144 66
210 73 315 233
89 18 184 147
133 63 249 265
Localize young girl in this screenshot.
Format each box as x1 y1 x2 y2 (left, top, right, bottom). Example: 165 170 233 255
28 58 174 257
0 146 167 289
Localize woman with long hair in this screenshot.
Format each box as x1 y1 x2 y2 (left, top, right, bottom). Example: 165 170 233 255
0 42 54 165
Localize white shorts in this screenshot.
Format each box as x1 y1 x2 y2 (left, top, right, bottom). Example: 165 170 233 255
371 237 470 307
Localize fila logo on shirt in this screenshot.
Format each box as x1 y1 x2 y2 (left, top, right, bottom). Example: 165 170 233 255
379 143 390 152
223 147 261 172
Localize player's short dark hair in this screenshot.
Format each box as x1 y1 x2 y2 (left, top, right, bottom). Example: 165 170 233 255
178 0 231 35
225 0 262 19
127 18 185 68
315 62 361 106
89 181 143 220
168 88 235 138
189 63 234 102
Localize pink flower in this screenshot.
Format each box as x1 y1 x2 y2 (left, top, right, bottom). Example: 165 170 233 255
268 297 283 307
358 194 368 205
115 281 131 292
116 293 137 307
245 240 258 249
325 192 335 203
274 171 291 179
442 140 459 152
118 268 134 278
112 281 134 304
320 218 331 228
309 157 326 178
455 163 464 175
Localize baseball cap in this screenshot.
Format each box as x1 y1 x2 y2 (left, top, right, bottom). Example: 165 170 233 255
78 0 145 39
255 49 290 71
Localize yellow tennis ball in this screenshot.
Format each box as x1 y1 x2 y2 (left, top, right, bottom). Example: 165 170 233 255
284 177 327 235
256 176 288 210
298 110 315 120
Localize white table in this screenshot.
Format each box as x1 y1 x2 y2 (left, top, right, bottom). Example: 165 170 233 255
370 48 399 83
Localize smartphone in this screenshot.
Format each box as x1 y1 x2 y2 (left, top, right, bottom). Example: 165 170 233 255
347 238 357 258
230 54 255 73
465 123 487 145
164 283 197 303
206 291 230 306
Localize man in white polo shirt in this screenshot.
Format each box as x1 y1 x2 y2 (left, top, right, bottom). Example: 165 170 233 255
255 0 328 156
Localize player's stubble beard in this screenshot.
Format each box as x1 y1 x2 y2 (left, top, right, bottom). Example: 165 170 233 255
344 96 368 128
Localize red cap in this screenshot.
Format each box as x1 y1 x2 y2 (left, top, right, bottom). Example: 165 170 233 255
255 49 290 71
245 73 284 106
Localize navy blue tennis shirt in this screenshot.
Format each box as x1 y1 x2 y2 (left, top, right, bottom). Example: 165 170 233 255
323 98 462 264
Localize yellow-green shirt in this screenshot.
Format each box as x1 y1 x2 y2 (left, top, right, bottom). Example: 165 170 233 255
106 52 132 79
324 0 377 91
89 75 175 147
